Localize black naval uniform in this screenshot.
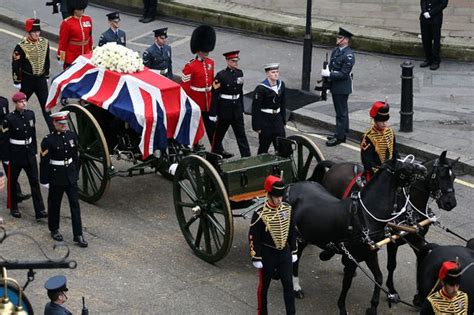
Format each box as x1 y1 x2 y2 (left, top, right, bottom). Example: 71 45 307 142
360 126 397 179
98 28 126 47
210 67 250 157
12 36 54 132
420 0 448 66
143 43 173 80
40 130 83 238
249 200 297 315
251 79 286 154
328 45 355 141
0 109 45 215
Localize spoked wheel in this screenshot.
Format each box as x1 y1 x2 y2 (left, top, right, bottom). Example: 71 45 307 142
288 134 325 181
173 155 233 263
64 104 111 203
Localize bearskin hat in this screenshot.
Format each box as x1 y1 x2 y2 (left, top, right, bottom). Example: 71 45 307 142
68 0 88 14
190 25 216 54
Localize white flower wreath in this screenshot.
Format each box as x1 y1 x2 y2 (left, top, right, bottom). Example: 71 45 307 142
90 43 145 73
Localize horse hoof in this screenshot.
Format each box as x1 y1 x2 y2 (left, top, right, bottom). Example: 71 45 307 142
387 292 400 304
365 308 377 315
319 250 335 261
413 294 422 307
294 290 305 299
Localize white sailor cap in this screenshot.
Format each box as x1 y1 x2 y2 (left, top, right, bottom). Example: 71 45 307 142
50 111 70 124
264 63 280 71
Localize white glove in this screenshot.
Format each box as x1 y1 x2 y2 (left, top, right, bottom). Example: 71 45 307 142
292 254 298 263
321 67 330 77
13 83 21 90
423 12 431 19
253 261 263 269
41 183 50 189
209 116 217 122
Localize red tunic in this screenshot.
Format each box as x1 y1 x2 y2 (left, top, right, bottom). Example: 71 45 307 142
180 57 214 112
58 15 93 67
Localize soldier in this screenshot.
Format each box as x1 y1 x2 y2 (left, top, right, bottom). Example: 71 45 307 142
0 96 30 203
0 92 47 219
251 63 287 155
421 260 468 314
57 0 92 70
419 0 448 71
44 275 72 315
143 28 173 80
360 101 398 181
322 27 356 147
98 11 126 47
40 111 87 247
181 25 224 153
12 18 54 132
210 50 250 158
249 175 297 315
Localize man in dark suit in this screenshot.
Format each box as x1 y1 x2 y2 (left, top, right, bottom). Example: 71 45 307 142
143 28 173 80
322 27 355 147
98 11 126 47
419 0 448 70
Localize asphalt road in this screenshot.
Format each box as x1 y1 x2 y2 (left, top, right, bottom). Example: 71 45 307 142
0 19 472 314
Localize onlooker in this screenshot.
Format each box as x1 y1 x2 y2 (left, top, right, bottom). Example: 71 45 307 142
143 28 173 80
419 0 448 71
98 11 126 47
140 0 158 23
44 275 72 315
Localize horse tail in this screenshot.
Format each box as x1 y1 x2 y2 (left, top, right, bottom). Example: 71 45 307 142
309 160 335 183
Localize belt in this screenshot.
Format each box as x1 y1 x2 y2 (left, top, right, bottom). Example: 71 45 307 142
50 158 73 166
190 86 211 92
261 108 281 114
69 39 90 46
10 137 32 145
220 94 240 100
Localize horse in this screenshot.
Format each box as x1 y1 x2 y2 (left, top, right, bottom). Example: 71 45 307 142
285 157 427 315
300 151 458 306
417 240 474 313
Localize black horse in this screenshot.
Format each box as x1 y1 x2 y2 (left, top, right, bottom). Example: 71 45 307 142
418 240 474 313
303 151 458 306
285 157 427 315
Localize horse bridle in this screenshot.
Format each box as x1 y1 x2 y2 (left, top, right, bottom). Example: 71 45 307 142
427 158 455 199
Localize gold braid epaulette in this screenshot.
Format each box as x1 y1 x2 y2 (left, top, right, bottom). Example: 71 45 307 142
366 127 394 164
260 201 292 250
428 289 468 314
19 37 48 76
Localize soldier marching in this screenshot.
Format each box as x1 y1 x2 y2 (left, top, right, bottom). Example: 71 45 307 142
143 28 173 80
98 11 126 47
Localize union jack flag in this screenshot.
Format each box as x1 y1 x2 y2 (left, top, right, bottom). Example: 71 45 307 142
46 55 204 158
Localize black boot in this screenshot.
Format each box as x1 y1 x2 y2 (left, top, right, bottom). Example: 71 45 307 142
10 209 21 218
51 230 63 241
73 235 88 248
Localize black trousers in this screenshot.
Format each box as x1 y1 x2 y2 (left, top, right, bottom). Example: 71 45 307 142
48 182 83 237
201 112 223 152
8 159 44 214
332 93 349 140
257 125 285 155
420 21 442 64
143 0 158 18
20 75 54 132
211 115 251 157
2 162 22 195
257 246 295 315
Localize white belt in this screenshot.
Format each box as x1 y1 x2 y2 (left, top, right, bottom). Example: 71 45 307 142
10 137 32 145
190 86 211 92
220 94 240 100
261 108 281 114
50 158 73 166
159 69 168 75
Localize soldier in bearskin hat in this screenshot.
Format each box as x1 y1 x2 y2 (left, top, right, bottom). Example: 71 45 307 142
360 100 398 180
58 0 92 70
248 175 297 315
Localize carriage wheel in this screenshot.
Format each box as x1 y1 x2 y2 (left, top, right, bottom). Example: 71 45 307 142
173 155 233 263
64 104 111 203
288 134 325 181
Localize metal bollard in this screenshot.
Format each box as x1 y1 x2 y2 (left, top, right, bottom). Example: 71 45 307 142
400 60 414 132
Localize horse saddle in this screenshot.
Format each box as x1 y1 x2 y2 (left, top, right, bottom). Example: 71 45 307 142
342 164 366 199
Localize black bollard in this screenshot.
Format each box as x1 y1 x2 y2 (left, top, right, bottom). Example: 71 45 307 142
400 60 414 132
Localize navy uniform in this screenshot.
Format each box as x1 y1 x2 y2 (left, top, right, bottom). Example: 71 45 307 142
143 28 173 80
249 176 297 315
12 18 54 132
324 27 355 147
419 0 448 70
421 261 468 315
98 12 126 47
210 51 250 158
251 63 286 154
44 275 72 315
0 92 46 219
40 111 87 247
360 101 397 180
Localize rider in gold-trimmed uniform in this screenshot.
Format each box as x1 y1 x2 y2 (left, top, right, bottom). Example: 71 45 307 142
249 175 297 315
360 101 398 181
